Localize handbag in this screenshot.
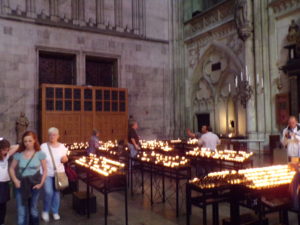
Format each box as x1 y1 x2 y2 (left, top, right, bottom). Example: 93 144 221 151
47 144 69 191
64 164 78 182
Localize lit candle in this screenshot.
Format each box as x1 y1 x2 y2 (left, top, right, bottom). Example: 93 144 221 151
235 76 238 87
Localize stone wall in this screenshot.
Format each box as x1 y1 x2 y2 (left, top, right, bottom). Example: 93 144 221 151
178 0 300 146
0 0 173 143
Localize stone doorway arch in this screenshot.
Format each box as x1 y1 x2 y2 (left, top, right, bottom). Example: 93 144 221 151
187 41 246 136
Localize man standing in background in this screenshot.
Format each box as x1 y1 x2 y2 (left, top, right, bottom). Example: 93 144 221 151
281 116 300 161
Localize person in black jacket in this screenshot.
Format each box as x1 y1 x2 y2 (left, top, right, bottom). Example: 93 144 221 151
128 120 141 158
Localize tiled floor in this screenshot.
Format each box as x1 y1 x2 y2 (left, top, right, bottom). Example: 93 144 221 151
4 148 299 225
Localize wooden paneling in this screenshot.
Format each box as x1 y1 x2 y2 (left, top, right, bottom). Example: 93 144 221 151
40 84 128 144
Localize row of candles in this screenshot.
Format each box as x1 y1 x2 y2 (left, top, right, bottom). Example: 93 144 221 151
190 165 296 190
66 139 253 163
137 151 189 168
75 154 125 176
139 140 174 152
186 147 253 163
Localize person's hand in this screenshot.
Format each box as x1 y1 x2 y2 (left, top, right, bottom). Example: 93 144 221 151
33 183 43 190
135 145 141 150
61 155 68 163
14 179 21 188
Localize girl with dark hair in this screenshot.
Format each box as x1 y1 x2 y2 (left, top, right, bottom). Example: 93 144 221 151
9 131 47 225
0 138 18 225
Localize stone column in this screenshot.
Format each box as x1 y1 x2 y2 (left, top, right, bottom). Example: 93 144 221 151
26 0 36 18
96 0 105 28
243 1 258 149
132 0 139 34
114 0 123 31
49 0 59 21
132 0 145 36
72 0 85 26
72 0 79 25
78 0 85 26
1 0 11 15
268 3 280 134
138 0 146 36
253 0 268 144
172 0 186 137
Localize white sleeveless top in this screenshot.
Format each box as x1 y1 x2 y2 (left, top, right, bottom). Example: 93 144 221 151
0 155 10 182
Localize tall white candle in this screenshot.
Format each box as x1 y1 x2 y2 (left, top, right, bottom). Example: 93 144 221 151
261 77 264 88
235 76 238 87
241 71 243 81
229 83 231 93
256 73 259 85
246 66 248 78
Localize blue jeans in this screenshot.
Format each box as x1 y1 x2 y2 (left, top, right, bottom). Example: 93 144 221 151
15 188 40 225
43 176 60 214
128 143 138 158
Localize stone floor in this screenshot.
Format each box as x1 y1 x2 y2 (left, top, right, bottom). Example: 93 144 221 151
5 148 300 225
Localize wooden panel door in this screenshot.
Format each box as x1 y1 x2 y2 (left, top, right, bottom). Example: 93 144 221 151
40 84 128 144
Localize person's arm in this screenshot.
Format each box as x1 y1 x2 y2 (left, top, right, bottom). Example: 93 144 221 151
186 128 196 138
198 138 203 147
9 159 21 188
33 159 47 189
61 146 69 163
131 138 140 150
281 129 289 147
216 137 221 146
61 155 68 163
94 138 100 149
8 144 19 157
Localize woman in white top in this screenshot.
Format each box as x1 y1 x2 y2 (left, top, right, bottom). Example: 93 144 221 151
41 128 68 222
0 138 18 225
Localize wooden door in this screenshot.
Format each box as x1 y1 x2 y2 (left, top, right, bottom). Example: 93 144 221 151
40 84 128 144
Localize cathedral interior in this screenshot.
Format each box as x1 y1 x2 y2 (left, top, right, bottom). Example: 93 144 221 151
1 0 300 224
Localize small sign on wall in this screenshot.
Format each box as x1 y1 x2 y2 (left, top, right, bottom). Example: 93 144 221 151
276 93 290 127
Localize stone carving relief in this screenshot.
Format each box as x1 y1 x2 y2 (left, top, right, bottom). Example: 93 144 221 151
269 0 300 16
226 33 243 56
184 0 235 39
0 0 139 36
186 22 236 69
202 51 228 85
195 80 212 102
234 0 252 41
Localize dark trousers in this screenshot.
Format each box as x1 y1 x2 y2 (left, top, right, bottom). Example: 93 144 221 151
0 202 7 224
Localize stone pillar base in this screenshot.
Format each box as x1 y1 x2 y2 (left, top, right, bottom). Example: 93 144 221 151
132 29 139 35
72 20 79 25
115 26 124 32
247 132 259 151
50 15 59 22
97 23 106 29
26 12 37 18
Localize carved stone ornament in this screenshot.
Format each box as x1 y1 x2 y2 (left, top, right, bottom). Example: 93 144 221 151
287 20 300 44
234 0 252 41
16 112 29 143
